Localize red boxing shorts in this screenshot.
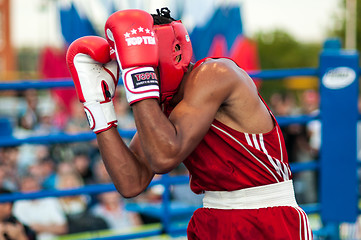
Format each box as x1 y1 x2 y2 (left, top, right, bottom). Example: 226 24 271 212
187 180 313 240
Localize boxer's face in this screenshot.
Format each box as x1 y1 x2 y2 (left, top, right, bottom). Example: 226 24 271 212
175 44 181 63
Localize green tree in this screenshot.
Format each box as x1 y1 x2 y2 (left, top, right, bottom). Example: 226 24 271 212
254 29 321 70
252 30 321 100
328 0 361 52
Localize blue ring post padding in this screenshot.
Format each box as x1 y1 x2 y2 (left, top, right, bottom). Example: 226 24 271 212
319 40 359 227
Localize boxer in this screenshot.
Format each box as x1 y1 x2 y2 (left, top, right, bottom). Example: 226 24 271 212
67 8 312 240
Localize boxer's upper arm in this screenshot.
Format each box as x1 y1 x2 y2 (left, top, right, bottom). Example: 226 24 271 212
129 132 147 161
167 60 238 163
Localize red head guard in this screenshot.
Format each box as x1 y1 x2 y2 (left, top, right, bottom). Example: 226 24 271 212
153 20 193 103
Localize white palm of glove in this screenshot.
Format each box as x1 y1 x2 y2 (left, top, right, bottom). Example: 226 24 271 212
74 54 119 133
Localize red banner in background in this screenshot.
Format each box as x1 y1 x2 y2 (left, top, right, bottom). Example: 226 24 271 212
39 47 76 128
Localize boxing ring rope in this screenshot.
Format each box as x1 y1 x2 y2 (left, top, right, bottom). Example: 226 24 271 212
0 130 135 146
0 67 318 91
0 38 358 240
0 176 190 203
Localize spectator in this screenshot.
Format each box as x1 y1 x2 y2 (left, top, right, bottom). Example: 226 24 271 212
296 89 320 204
56 171 88 216
269 92 307 163
17 89 40 131
112 89 136 145
24 145 56 190
72 153 93 185
91 158 112 184
64 99 89 134
64 99 95 163
269 92 314 204
302 89 321 158
0 167 14 191
114 89 135 130
34 111 59 136
56 171 107 234
0 187 37 240
27 157 56 189
0 147 20 191
34 146 51 164
170 164 203 206
14 90 54 173
269 92 300 116
12 175 67 240
91 191 142 231
56 161 75 176
39 157 57 190
51 96 69 131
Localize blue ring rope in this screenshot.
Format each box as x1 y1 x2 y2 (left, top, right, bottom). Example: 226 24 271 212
0 175 190 203
0 78 75 90
248 67 318 79
0 115 320 147
0 67 319 91
0 129 136 147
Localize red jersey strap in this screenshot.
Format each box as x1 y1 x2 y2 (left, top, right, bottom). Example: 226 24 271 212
258 93 278 126
258 93 270 111
194 57 240 69
193 57 213 69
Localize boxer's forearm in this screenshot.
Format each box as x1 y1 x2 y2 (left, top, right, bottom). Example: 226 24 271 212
97 127 154 198
132 99 185 173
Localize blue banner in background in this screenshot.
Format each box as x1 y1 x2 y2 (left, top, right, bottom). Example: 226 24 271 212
190 6 243 60
57 2 259 73
59 3 98 45
189 5 259 76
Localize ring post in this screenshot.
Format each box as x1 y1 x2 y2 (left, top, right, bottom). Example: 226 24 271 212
319 38 359 239
161 174 171 234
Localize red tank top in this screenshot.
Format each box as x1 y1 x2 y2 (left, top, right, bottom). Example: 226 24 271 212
181 58 291 194
184 116 291 194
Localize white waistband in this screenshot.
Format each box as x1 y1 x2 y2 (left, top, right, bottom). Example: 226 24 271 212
203 180 298 209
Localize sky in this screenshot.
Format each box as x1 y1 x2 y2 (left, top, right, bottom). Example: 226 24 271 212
241 0 342 42
10 0 343 48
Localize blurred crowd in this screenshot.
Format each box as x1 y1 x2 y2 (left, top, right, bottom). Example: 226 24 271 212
268 89 321 205
0 88 203 240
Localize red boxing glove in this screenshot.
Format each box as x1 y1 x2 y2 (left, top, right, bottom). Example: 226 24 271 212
105 9 159 105
66 36 119 133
